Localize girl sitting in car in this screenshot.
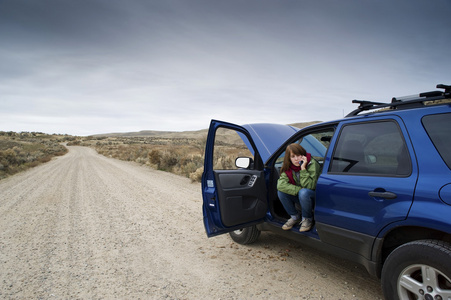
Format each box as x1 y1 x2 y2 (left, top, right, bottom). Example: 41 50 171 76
277 143 321 232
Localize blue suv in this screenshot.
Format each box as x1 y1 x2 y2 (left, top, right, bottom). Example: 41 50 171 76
201 84 451 300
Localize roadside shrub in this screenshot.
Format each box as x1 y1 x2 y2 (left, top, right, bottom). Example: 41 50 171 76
0 134 68 180
135 157 148 165
86 135 252 183
148 149 161 165
67 140 81 146
213 155 235 170
159 150 178 171
189 167 203 183
1 149 18 166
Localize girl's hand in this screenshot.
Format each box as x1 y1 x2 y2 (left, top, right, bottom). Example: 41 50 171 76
299 155 307 169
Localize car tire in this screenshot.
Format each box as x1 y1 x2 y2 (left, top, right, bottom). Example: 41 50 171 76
381 239 451 300
228 225 261 245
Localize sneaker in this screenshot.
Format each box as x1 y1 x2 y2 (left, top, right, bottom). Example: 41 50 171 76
282 217 299 230
299 219 312 232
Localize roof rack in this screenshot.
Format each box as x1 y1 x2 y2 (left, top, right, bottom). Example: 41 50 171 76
346 84 451 117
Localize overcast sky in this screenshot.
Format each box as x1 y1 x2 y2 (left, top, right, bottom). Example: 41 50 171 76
1 0 450 136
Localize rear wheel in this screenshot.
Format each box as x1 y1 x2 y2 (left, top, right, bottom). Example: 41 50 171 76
381 240 451 300
228 225 261 245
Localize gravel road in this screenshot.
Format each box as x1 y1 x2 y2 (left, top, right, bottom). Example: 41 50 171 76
0 146 383 299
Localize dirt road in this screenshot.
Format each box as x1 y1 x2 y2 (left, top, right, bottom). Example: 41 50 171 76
0 146 383 299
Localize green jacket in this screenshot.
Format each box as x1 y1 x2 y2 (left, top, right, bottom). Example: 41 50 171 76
277 159 321 196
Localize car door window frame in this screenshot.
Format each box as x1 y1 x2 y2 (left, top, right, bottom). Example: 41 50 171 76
328 119 412 177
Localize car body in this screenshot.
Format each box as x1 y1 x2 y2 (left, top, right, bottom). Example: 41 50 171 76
201 84 451 300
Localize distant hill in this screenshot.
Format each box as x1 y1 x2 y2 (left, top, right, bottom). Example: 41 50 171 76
92 121 321 139
92 129 209 139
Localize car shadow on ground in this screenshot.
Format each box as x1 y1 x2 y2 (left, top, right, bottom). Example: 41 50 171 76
247 231 383 298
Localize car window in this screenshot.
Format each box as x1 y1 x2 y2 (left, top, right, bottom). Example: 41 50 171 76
329 121 411 176
275 129 334 171
422 113 451 169
213 127 254 170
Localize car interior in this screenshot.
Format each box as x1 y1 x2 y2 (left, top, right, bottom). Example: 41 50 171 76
269 129 334 222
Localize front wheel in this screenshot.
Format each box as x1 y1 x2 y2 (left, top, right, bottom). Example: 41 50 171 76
381 240 451 300
228 225 261 245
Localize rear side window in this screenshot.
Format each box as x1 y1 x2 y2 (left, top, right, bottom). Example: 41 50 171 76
329 121 411 176
422 113 451 169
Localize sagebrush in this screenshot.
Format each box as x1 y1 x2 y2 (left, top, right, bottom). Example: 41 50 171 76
73 135 246 183
0 131 69 179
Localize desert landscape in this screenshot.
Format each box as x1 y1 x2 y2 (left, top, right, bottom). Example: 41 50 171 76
0 131 383 299
2 1 449 298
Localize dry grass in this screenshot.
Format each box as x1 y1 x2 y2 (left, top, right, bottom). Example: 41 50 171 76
0 131 69 179
73 130 252 182
72 135 207 182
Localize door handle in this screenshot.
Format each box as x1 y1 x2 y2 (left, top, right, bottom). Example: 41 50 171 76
240 175 250 185
368 191 397 199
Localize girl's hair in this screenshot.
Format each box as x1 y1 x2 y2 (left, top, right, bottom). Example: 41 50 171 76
280 143 307 172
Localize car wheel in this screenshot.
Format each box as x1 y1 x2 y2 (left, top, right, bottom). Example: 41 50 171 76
228 225 261 245
381 240 451 300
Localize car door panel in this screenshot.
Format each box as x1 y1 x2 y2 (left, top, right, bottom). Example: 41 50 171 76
214 170 267 227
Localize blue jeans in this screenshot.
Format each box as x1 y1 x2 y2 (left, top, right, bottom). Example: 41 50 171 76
277 188 315 219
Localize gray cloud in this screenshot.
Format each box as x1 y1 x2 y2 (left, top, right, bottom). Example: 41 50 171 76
1 0 450 135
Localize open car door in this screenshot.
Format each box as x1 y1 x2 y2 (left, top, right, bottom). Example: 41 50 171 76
202 120 268 237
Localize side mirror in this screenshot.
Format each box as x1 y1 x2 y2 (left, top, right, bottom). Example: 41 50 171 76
235 157 253 169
